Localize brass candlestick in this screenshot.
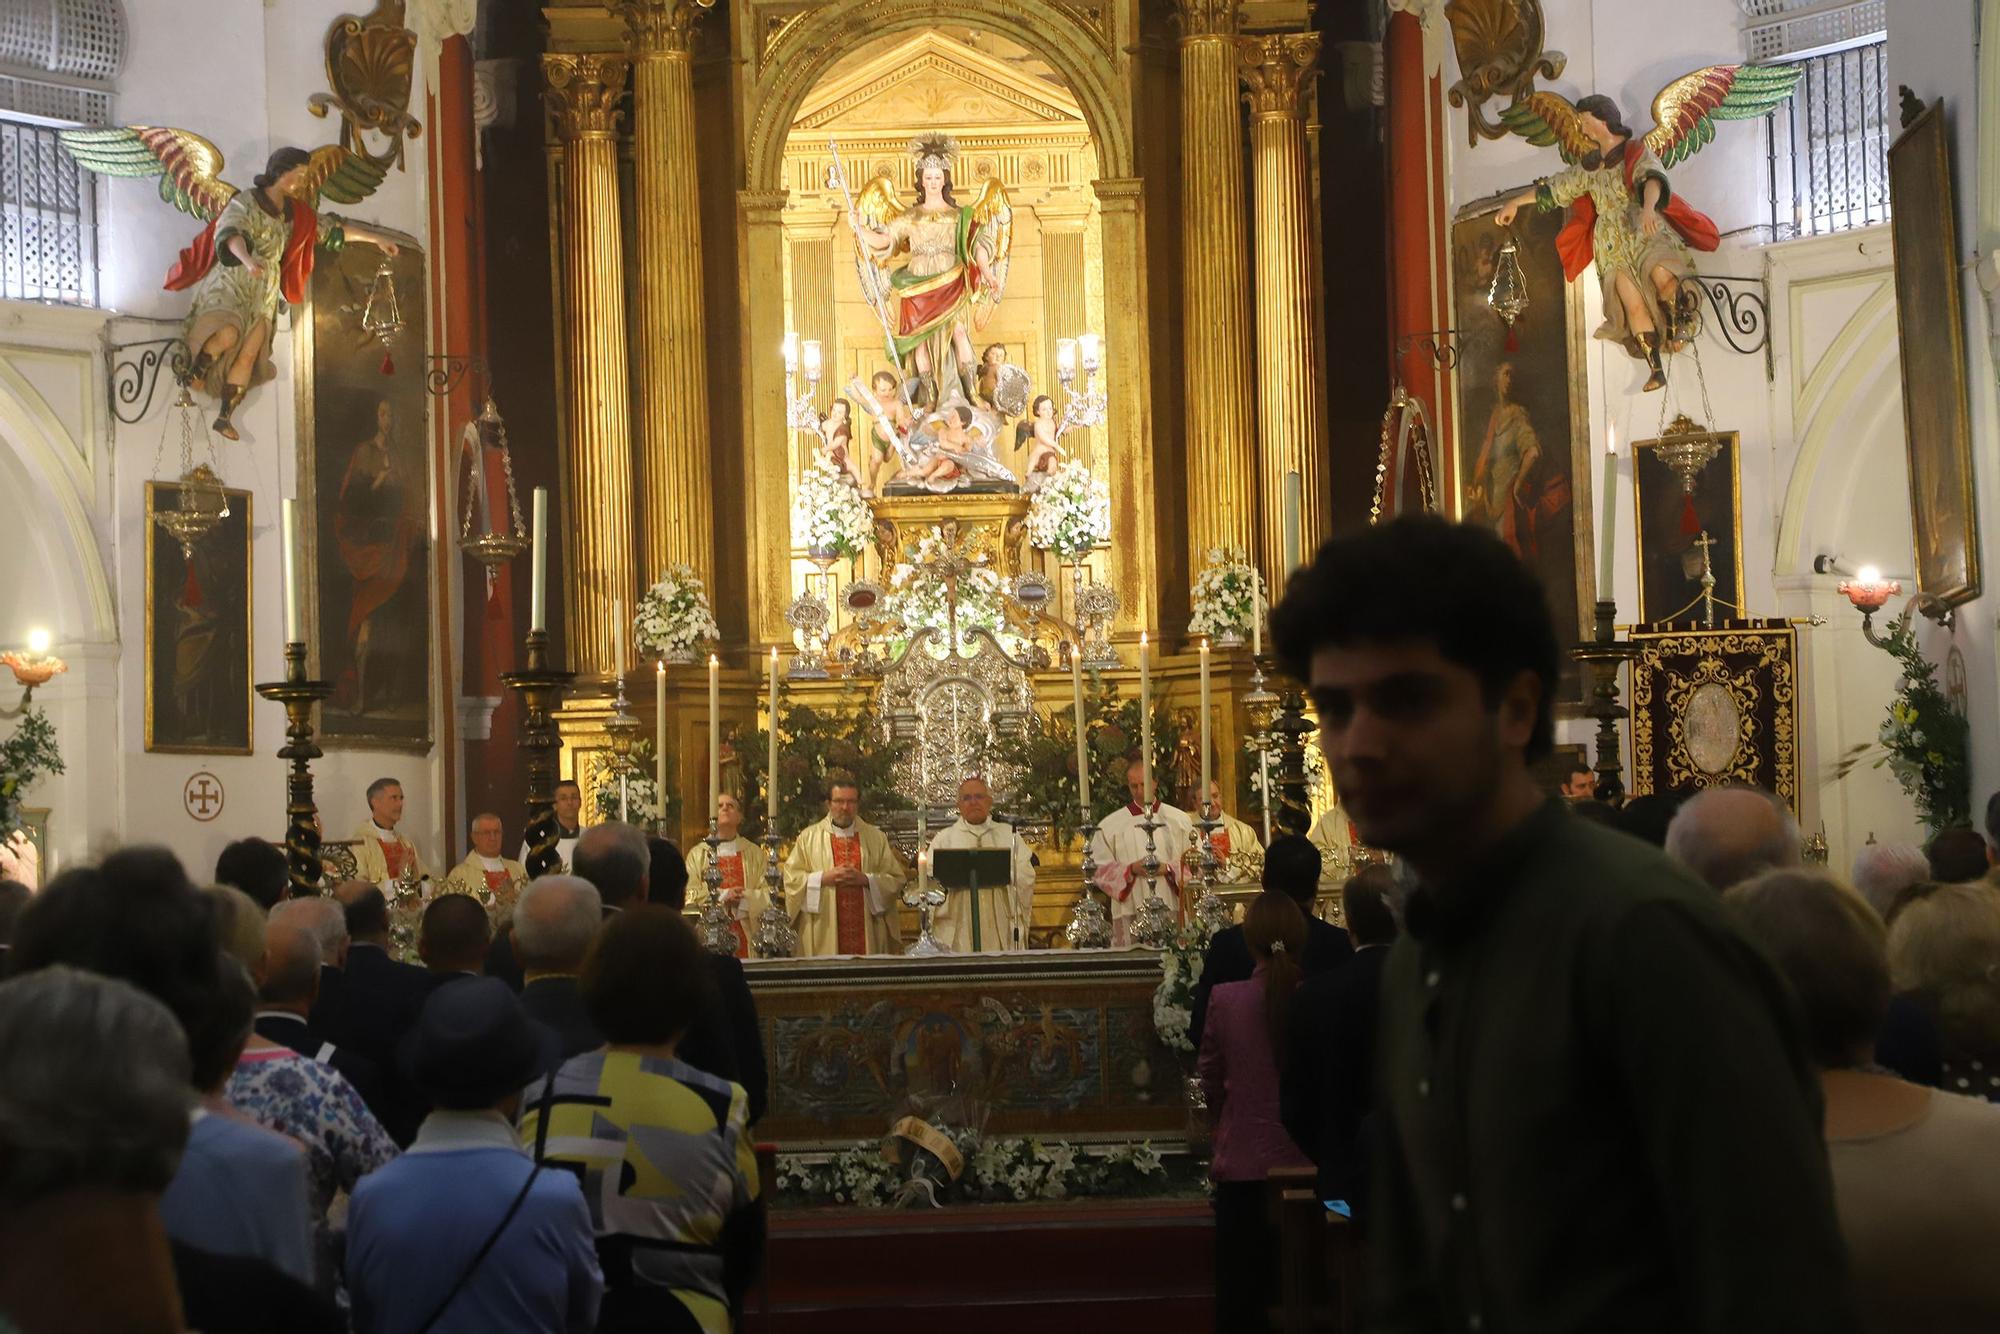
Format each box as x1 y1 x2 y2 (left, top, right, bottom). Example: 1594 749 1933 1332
1569 600 1639 806
500 629 576 877
255 643 334 898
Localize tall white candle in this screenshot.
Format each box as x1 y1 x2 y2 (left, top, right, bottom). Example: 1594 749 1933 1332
767 647 780 823
1599 423 1618 596
1283 470 1303 574
612 599 624 681
655 660 667 805
1071 649 1090 817
708 654 721 823
529 487 548 633
280 497 303 644
1138 632 1154 808
1252 585 1263 658
1198 638 1212 813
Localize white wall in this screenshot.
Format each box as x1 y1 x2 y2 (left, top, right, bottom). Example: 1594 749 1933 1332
5 0 445 877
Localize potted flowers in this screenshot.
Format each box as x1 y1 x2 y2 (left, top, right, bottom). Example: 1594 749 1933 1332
634 565 720 665
792 452 874 563
1187 546 1264 648
1026 458 1111 561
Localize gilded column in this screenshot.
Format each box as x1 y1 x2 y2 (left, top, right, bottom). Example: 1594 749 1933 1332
1174 0 1258 566
544 53 635 680
1037 203 1092 463
1240 33 1328 586
1093 178 1158 636
786 211 838 470
618 0 716 589
739 189 794 647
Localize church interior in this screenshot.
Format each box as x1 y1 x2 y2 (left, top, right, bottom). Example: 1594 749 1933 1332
4 0 2000 1328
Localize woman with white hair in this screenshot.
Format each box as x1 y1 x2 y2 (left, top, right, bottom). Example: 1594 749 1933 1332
1888 881 2000 1102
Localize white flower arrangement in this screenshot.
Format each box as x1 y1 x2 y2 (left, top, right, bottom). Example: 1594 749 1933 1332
1242 731 1331 811
634 565 719 664
1187 546 1265 642
1026 458 1111 561
792 452 874 561
1152 924 1216 1054
886 526 1014 655
591 739 672 826
775 1132 1171 1208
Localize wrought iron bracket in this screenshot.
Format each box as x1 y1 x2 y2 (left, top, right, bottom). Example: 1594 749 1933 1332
425 352 490 399
1699 275 1772 363
107 337 189 425
1394 329 1460 371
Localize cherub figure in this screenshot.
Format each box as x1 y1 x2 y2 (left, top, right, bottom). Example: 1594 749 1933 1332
61 130 402 437
1492 66 1801 391
1015 393 1065 492
819 398 871 497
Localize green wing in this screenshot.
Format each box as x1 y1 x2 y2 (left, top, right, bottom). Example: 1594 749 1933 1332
57 125 236 219
1645 64 1804 167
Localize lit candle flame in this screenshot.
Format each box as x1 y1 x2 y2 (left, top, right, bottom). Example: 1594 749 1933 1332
25 628 49 656
1856 565 1882 586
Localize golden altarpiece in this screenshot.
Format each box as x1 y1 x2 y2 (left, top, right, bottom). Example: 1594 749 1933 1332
532 0 1334 1144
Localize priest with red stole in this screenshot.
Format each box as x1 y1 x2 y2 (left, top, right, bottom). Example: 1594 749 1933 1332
685 792 771 958
351 776 430 890
439 812 528 924
783 774 906 956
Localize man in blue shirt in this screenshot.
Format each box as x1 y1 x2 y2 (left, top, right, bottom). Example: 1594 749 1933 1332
346 978 600 1334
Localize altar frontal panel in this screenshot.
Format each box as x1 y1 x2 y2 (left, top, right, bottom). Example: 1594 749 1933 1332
750 952 1185 1146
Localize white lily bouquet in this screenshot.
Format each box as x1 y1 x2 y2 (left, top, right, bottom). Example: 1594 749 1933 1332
1026 458 1111 561
634 565 719 664
1187 546 1264 646
792 452 874 561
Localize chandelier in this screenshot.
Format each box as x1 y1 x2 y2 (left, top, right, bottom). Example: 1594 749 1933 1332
1487 228 1529 347
457 398 531 567
150 383 230 556
361 255 404 373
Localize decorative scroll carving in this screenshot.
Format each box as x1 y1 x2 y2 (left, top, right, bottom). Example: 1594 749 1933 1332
1171 0 1240 40
1444 0 1567 146
307 0 423 172
1238 32 1322 118
616 0 716 56
542 52 629 140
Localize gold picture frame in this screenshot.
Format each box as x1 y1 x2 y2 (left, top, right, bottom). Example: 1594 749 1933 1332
1889 96 1980 609
1631 428 1746 626
1627 624 1799 814
1450 189 1594 708
144 481 254 754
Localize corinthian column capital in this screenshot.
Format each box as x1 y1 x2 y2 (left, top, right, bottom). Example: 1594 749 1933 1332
542 52 628 140
1238 33 1323 118
1172 0 1240 41
615 0 715 57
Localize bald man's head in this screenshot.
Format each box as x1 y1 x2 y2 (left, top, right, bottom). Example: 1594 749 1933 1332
259 921 323 1012
513 875 602 973
1664 787 1801 892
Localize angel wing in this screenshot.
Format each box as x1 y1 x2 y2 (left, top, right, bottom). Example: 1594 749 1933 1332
1497 90 1594 165
1644 64 1804 167
299 144 388 206
58 125 237 220
850 172 902 341
968 176 1011 331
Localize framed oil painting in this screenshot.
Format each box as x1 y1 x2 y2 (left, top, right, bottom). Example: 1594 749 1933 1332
1451 191 1592 706
1632 429 1745 626
296 233 433 752
145 481 252 753
1889 96 1980 610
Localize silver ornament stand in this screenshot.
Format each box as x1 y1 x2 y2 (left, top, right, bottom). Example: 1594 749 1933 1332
1066 814 1111 948
697 819 739 956
1129 811 1175 948
752 826 796 958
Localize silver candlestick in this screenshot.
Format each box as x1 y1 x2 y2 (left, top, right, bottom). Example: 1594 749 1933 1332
1130 811 1175 948
697 819 738 956
1066 815 1111 949
752 826 796 958
1192 803 1232 937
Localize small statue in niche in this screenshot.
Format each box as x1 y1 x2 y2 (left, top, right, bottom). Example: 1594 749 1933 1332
1490 66 1800 391
62 130 403 438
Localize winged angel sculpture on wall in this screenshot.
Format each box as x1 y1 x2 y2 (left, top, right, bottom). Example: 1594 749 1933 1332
846 133 1013 414
61 130 402 438
1490 66 1801 392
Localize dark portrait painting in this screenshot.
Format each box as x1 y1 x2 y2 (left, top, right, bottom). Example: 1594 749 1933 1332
299 238 432 751
145 481 252 753
1452 193 1592 705
1633 430 1744 626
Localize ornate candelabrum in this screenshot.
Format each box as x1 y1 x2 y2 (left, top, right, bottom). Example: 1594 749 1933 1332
903 880 948 957
753 826 797 958
500 629 577 877
1836 567 1954 645
1066 811 1112 948
781 332 827 442
1052 333 1108 443
254 642 334 898
1192 801 1232 937
1568 600 1640 807
602 676 642 823
1129 810 1175 948
696 820 740 956
1243 657 1282 843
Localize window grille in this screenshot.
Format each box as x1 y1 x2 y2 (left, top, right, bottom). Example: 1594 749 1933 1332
1766 36 1890 240
1741 0 1887 63
0 111 96 304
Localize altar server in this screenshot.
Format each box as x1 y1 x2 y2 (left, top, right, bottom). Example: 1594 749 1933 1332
784 774 906 955
438 812 529 924
931 775 1036 953
1089 757 1194 946
351 776 430 889
684 792 771 957
518 779 584 871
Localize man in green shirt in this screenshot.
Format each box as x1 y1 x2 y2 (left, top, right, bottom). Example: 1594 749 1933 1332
1272 517 1858 1334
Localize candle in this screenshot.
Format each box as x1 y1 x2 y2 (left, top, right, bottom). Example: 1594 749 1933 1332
802 339 822 381
280 497 302 644
655 660 667 803
1599 423 1618 596
1078 333 1102 373
1198 638 1212 813
1252 585 1263 658
1070 648 1090 818
781 331 799 375
1056 338 1077 378
917 803 928 898
1283 470 1303 574
708 654 721 823
1138 631 1154 809
611 598 624 681
529 487 548 633
767 647 780 823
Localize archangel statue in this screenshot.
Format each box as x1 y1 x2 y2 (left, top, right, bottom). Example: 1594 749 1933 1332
1490 65 1800 391
61 129 402 438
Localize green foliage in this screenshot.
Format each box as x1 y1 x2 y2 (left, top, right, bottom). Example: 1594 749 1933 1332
735 699 913 838
985 672 1185 838
1837 617 1970 835
0 706 62 832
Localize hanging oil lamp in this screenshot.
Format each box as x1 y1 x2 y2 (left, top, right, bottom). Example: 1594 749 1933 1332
1487 227 1529 350
360 255 404 374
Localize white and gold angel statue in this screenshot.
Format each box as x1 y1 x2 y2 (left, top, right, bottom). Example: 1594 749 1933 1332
847 133 1012 408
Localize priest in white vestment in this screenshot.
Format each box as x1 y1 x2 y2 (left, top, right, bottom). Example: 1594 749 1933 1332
438 811 528 923
1088 758 1193 947
1308 804 1355 890
518 778 584 871
351 776 430 890
685 792 771 958
784 776 906 955
929 775 1036 953
1182 779 1266 884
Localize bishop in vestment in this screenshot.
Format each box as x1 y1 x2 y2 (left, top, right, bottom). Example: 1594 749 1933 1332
685 793 771 958
351 776 430 888
784 777 906 956
438 811 528 924
1088 758 1193 946
929 776 1036 953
